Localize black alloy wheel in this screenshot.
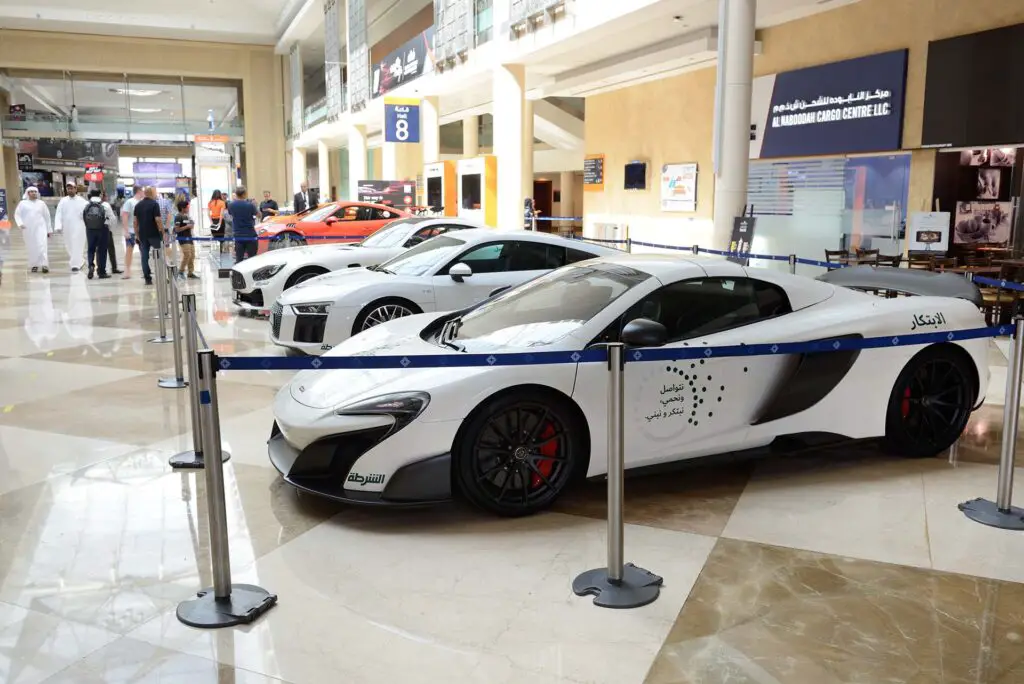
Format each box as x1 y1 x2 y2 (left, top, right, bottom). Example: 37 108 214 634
456 392 581 516
884 346 975 458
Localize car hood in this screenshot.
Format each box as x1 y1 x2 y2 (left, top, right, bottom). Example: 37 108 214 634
277 266 421 305
288 312 452 409
232 247 318 275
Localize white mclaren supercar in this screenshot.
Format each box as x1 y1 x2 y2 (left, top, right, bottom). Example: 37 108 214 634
269 254 990 516
269 229 620 355
230 217 483 314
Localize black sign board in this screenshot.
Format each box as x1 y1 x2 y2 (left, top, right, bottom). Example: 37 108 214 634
357 179 417 208
17 153 33 171
583 155 604 190
728 216 757 264
372 28 435 98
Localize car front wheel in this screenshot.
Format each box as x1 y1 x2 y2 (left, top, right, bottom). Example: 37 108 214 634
884 345 975 458
455 391 582 516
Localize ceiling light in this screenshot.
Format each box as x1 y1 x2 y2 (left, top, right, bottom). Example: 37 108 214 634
130 107 162 113
110 88 163 97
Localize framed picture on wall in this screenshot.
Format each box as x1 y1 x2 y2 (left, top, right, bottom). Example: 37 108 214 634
990 148 1017 167
976 168 1001 199
953 201 1013 245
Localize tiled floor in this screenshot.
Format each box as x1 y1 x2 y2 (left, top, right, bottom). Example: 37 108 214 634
1 229 1023 683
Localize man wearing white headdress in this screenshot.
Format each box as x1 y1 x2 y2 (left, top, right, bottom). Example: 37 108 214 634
55 182 88 272
14 187 52 273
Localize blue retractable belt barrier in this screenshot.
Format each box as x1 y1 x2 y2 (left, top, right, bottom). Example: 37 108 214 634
184 235 367 242
534 216 583 222
573 237 849 268
214 326 1005 372
974 276 1024 292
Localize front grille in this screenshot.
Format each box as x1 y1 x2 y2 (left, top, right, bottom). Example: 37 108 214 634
230 270 245 290
293 314 327 344
237 289 264 307
271 302 283 339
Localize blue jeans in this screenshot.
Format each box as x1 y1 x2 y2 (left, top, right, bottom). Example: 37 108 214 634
139 237 162 281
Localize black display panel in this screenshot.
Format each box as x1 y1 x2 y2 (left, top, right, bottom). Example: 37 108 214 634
922 23 1024 148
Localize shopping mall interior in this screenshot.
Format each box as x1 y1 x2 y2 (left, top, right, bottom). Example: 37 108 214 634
2 1 1024 682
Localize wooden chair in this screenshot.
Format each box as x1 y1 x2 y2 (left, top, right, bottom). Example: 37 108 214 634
824 249 849 271
876 254 903 268
855 248 880 265
907 252 934 270
931 256 957 271
963 251 992 267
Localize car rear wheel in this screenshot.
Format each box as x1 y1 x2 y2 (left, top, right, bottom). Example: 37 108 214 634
284 267 327 290
352 298 419 334
270 232 307 250
884 345 975 458
455 391 581 516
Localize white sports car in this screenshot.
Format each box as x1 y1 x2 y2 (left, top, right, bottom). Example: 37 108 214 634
270 229 620 355
230 217 482 314
269 255 990 516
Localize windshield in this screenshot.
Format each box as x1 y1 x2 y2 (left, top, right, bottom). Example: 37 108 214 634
302 204 338 223
377 234 467 276
449 263 651 350
361 220 422 248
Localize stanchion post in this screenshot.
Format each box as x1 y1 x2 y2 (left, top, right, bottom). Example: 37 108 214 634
170 294 231 469
959 310 1024 529
573 343 663 608
625 237 632 253
148 247 173 343
789 254 797 275
176 349 277 628
691 244 699 256
158 272 188 389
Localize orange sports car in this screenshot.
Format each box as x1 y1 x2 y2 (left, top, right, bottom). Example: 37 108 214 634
258 201 413 252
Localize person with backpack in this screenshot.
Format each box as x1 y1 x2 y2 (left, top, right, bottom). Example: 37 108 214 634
83 189 116 279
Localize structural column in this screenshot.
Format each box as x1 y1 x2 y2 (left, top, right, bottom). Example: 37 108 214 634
493 64 526 230
712 0 757 247
318 141 332 202
463 115 479 157
522 98 534 204
421 96 440 165
291 147 307 196
347 124 368 200
560 171 576 220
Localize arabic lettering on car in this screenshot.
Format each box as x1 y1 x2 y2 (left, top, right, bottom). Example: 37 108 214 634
347 472 386 486
910 312 946 331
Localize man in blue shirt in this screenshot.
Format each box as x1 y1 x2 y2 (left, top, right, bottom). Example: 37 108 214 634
226 186 260 263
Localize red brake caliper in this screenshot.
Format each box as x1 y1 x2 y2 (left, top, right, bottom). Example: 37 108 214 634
901 386 911 419
530 423 557 489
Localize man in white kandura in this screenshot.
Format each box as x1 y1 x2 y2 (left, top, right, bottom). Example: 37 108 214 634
15 187 53 273
55 182 88 272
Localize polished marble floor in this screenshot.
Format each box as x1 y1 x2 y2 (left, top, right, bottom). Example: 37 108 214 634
1 230 1023 683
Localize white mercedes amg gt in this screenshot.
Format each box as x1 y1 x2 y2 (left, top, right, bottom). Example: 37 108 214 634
230 217 483 315
269 229 620 355
269 254 990 516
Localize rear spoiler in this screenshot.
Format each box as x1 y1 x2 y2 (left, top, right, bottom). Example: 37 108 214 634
817 266 983 307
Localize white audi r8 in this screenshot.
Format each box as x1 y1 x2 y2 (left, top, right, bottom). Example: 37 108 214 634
230 217 483 315
269 255 990 516
269 229 620 355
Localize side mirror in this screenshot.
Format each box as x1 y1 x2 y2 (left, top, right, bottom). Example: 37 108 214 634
489 285 511 298
449 262 473 282
621 318 668 348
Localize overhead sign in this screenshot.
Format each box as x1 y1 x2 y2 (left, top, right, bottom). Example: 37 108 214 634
17 153 33 171
194 134 230 143
384 97 420 144
583 154 605 192
18 139 119 169
372 28 435 98
749 49 908 159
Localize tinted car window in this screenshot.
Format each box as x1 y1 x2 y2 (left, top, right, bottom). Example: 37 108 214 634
379 235 467 276
356 206 375 221
335 206 359 221
509 241 566 271
567 247 598 264
372 207 396 220
454 242 513 274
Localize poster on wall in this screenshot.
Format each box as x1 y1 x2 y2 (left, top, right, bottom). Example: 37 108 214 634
372 28 436 98
133 162 182 191
907 212 950 251
16 153 33 171
727 216 757 264
357 180 417 208
976 168 1001 200
583 154 605 191
953 202 1013 246
660 163 698 212
18 139 119 168
749 49 908 159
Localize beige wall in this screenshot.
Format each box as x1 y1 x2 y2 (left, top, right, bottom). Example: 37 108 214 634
0 29 287 203
370 5 434 64
584 0 1024 245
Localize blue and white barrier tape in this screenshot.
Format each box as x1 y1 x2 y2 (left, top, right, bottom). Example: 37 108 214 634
577 237 846 268
534 216 583 222
215 325 1005 371
974 276 1024 292
184 234 366 243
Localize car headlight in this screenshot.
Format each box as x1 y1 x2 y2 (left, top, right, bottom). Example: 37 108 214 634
293 302 331 315
335 392 430 432
252 264 284 281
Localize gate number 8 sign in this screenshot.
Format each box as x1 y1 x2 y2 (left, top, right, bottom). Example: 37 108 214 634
384 98 421 144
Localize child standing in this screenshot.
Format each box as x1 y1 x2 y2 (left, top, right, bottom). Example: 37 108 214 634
174 199 199 279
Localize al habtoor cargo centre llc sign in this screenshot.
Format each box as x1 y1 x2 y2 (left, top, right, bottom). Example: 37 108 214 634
749 49 908 159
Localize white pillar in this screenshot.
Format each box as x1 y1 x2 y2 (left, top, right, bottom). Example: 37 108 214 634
493 64 526 230
522 98 534 204
422 96 440 165
382 142 398 180
347 124 368 199
318 140 331 201
291 147 306 194
560 171 576 220
712 0 756 248
463 115 479 157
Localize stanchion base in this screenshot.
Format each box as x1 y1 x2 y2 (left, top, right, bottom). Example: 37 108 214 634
148 336 174 345
572 563 663 609
959 498 1024 530
169 449 231 469
152 313 172 320
176 584 277 629
158 377 188 389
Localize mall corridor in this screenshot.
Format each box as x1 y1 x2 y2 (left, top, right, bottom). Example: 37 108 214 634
0 232 1022 682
